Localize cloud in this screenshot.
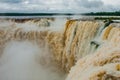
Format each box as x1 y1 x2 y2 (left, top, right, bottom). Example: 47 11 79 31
77 0 103 8
0 0 22 3
0 0 119 13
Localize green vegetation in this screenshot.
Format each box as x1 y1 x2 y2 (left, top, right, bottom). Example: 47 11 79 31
0 11 120 16
0 13 75 16
84 11 120 16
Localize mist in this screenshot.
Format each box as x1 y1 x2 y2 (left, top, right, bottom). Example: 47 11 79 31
0 40 66 80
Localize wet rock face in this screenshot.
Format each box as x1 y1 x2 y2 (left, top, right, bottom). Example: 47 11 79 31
90 64 120 80
103 74 120 80
90 73 120 80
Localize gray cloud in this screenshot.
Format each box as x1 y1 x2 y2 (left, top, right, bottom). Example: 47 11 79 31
0 0 119 13
0 0 22 3
77 0 103 8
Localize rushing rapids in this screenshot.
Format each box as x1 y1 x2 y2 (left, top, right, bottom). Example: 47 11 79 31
0 18 120 80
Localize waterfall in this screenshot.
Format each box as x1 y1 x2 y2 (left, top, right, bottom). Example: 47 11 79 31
66 23 120 80
62 20 103 71
0 18 67 80
0 18 120 80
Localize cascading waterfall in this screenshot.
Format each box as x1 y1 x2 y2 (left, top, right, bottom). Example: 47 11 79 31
62 20 103 71
0 18 120 80
66 23 120 80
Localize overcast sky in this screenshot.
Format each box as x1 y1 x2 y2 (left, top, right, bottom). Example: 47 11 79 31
0 0 120 13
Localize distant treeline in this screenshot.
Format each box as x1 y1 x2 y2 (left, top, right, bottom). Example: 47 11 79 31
84 11 120 16
0 13 75 16
0 12 120 16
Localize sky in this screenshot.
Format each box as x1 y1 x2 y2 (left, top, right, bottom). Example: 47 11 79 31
0 0 120 13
